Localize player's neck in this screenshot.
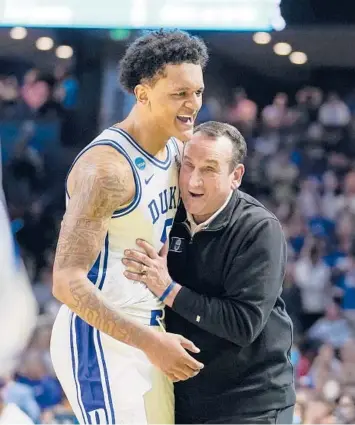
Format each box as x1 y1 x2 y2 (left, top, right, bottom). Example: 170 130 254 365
118 107 169 156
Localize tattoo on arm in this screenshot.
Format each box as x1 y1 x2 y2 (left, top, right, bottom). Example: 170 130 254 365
55 147 131 271
53 147 150 347
68 278 146 347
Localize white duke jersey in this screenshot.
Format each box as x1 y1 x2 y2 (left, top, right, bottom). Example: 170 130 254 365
66 126 180 324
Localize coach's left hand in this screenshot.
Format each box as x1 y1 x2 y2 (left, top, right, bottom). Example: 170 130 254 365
122 239 172 299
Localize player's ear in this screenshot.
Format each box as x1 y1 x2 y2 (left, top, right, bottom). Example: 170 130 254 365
134 84 149 105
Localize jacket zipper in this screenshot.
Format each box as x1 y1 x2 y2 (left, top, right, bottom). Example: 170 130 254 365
181 220 225 244
182 221 194 244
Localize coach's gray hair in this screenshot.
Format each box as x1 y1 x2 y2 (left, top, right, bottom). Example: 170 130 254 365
193 121 247 171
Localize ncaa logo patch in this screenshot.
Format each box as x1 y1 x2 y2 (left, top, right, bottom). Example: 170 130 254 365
135 157 146 170
170 237 184 253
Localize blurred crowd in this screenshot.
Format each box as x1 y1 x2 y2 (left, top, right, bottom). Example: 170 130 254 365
1 66 80 424
3 65 355 423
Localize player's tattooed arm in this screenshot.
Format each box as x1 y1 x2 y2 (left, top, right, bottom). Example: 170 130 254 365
53 146 151 348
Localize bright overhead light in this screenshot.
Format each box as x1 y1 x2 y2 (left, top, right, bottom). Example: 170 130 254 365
253 32 271 45
273 42 292 56
56 45 73 59
271 14 286 31
35 36 54 51
10 27 27 40
290 51 308 65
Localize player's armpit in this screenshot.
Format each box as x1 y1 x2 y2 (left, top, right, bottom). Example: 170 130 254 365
52 146 150 348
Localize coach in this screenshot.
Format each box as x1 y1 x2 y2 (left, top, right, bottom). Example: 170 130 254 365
123 121 296 424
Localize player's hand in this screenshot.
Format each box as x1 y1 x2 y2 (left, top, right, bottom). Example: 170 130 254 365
122 239 172 299
143 331 204 382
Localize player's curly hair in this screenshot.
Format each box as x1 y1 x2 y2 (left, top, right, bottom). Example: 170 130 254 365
119 29 208 93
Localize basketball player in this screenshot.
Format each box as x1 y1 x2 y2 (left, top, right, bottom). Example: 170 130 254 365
50 30 208 424
0 150 37 424
0 152 37 381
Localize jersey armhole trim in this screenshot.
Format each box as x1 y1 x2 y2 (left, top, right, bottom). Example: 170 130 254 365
64 139 142 218
171 137 181 162
109 126 172 170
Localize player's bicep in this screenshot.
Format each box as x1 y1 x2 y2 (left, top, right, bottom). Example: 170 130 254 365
54 148 134 273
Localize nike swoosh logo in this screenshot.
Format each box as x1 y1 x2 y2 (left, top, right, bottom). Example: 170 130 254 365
145 175 154 184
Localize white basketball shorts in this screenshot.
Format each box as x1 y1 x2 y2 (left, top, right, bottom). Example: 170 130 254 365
50 305 174 424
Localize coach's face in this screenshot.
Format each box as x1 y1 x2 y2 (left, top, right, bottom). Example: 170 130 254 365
146 63 204 142
179 132 244 223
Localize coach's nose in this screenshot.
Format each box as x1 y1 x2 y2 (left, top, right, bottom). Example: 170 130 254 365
189 169 203 189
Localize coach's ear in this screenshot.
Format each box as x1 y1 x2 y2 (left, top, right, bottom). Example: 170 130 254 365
231 163 245 190
134 84 148 105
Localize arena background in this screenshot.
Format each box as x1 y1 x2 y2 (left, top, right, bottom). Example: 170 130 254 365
2 0 355 423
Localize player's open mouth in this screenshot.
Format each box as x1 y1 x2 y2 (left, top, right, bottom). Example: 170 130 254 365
177 115 193 125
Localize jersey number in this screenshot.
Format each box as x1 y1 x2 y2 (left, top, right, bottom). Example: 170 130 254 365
160 218 173 244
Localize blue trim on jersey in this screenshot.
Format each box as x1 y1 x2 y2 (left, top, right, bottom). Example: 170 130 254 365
109 127 172 170
64 139 142 218
171 138 181 161
70 235 116 424
70 314 87 424
74 316 109 423
97 330 116 424
98 234 109 290
88 253 101 284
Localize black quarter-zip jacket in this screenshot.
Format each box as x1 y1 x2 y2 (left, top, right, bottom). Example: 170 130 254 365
165 190 296 423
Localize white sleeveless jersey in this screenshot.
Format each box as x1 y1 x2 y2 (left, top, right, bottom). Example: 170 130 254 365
66 126 180 323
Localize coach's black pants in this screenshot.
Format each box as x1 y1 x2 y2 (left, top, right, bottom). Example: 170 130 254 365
177 405 295 424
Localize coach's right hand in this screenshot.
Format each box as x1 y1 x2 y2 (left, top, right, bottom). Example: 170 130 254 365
143 331 204 382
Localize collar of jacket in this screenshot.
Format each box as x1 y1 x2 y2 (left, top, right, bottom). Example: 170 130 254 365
175 189 240 231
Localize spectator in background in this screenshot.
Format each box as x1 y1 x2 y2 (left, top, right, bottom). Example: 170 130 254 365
339 340 355 392
307 302 352 349
298 86 323 123
15 351 62 414
334 211 355 258
19 72 63 120
266 149 299 202
337 170 355 214
294 239 331 331
54 65 79 111
303 396 336 424
2 379 40 423
308 344 342 393
321 171 341 221
261 92 289 130
0 76 20 119
318 92 351 128
226 87 257 137
335 393 355 423
336 239 355 330
196 96 222 124
21 69 39 93
298 177 322 220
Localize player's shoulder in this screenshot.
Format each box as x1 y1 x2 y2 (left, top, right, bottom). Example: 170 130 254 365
170 138 183 157
66 133 135 199
70 143 132 187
